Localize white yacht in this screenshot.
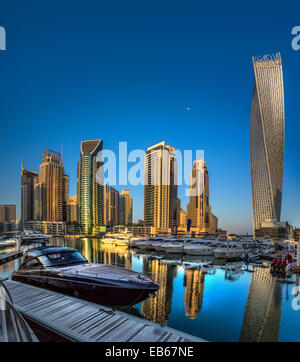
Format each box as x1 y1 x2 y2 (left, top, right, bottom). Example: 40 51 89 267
214 242 244 260
242 246 261 261
101 235 116 244
149 238 173 251
259 243 275 256
114 236 141 247
0 237 18 250
183 240 221 256
159 239 187 254
20 230 52 243
134 238 155 250
134 237 166 250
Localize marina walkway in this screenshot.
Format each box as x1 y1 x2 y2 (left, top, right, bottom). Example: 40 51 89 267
3 280 205 342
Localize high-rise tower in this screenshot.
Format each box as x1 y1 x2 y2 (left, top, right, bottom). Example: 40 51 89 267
119 190 133 226
39 149 67 222
187 159 217 234
77 140 104 234
104 185 119 227
144 141 177 231
21 162 38 225
250 53 285 234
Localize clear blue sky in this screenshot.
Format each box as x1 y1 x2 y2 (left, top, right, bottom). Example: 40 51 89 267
0 0 299 234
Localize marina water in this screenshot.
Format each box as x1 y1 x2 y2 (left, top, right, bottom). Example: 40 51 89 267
1 236 300 342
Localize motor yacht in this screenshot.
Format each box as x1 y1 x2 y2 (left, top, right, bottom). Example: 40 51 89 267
20 230 52 244
12 246 160 306
159 239 187 254
214 242 244 260
242 245 261 261
114 236 142 247
134 237 165 250
0 237 18 250
183 240 221 256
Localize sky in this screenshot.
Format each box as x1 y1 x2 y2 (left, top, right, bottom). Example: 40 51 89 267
0 0 299 234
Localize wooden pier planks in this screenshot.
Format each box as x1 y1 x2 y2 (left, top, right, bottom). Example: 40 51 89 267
3 280 205 342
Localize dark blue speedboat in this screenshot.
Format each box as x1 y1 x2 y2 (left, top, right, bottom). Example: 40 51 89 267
12 247 160 306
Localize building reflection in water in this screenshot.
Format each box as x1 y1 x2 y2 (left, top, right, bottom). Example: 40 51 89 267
100 244 132 270
183 268 205 319
240 267 282 342
0 254 21 279
57 238 132 269
141 259 177 325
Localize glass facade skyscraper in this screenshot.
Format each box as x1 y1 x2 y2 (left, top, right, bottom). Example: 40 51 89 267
119 190 133 226
250 53 285 234
144 141 177 231
39 149 68 222
77 139 104 234
21 162 38 226
187 159 217 234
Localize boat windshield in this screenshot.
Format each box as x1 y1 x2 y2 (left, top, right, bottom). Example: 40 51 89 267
39 251 87 267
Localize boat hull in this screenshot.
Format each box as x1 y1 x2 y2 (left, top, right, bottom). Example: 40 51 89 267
214 251 244 259
12 273 158 306
184 249 214 256
160 247 184 254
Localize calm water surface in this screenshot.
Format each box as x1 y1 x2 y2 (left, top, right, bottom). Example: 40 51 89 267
1 237 300 342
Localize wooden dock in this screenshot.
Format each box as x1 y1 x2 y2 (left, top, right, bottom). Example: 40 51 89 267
0 251 23 265
3 280 205 342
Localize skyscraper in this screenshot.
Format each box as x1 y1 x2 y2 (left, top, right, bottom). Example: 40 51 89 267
187 159 217 234
250 53 285 234
119 190 133 226
77 140 104 234
39 149 68 222
104 185 119 227
0 205 16 223
33 182 44 221
21 163 38 225
66 195 78 224
144 141 177 232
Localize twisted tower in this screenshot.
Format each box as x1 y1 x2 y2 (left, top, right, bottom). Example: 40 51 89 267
250 53 285 233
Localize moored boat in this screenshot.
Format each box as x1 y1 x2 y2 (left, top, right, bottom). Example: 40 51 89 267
214 242 244 260
159 239 186 254
183 240 221 256
12 246 160 306
20 230 52 244
0 237 18 250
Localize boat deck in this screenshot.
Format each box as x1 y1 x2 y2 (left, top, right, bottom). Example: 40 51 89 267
3 280 205 342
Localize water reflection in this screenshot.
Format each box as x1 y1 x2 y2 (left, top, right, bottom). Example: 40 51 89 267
183 268 205 319
55 237 132 269
240 267 282 342
0 237 300 341
142 259 177 325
